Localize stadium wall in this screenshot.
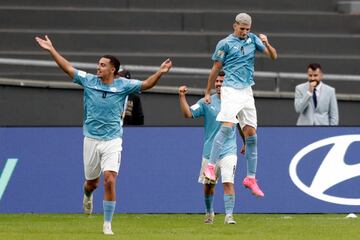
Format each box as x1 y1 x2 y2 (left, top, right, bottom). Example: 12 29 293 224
0 127 359 213
0 86 360 126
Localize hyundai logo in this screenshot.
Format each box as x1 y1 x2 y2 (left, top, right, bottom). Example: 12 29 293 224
289 135 360 205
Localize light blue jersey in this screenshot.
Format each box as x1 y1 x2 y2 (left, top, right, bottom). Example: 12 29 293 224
190 94 237 159
73 69 142 140
212 33 265 89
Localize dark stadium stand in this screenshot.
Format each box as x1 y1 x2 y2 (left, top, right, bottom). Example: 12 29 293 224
0 0 359 125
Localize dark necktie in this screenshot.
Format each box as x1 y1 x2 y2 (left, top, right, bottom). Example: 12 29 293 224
313 88 317 108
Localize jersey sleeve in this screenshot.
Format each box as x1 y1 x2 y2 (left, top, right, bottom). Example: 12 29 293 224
190 99 205 119
211 39 229 63
73 69 92 86
123 79 142 95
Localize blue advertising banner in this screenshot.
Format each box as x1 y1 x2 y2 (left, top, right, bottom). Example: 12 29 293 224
0 127 359 213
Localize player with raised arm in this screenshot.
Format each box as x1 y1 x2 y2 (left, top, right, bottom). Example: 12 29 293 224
203 13 277 197
179 71 245 224
35 35 172 235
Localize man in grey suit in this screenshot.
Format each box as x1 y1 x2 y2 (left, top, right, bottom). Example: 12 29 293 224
294 63 339 125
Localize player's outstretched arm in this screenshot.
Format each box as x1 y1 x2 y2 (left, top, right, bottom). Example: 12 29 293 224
141 59 172 91
259 34 277 60
178 86 192 118
35 35 75 79
204 61 222 104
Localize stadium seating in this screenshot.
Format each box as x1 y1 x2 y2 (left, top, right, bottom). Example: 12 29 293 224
0 0 359 125
0 0 359 82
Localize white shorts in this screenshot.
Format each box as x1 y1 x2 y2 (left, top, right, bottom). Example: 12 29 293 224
83 137 123 180
198 155 237 184
216 86 257 129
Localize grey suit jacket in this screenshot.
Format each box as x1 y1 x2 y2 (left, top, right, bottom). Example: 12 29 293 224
294 82 339 125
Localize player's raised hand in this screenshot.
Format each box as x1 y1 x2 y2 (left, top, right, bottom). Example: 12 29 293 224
35 35 53 51
160 58 172 73
204 93 211 104
259 33 269 45
178 86 188 96
259 33 277 60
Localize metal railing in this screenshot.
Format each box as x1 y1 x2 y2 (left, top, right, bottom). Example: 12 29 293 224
1 58 360 101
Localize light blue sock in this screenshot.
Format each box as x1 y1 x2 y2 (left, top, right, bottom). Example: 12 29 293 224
209 125 233 164
204 195 214 214
245 134 258 177
224 194 235 215
103 200 116 222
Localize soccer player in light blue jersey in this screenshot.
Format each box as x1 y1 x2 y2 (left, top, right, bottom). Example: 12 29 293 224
35 35 172 235
204 13 277 197
178 71 245 224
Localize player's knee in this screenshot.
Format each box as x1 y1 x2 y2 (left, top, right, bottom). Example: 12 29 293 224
103 178 115 189
103 172 116 188
86 178 100 190
243 125 256 137
89 182 99 190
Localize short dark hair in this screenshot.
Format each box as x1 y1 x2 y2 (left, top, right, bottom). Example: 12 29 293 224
118 69 131 79
307 63 322 71
218 70 225 77
101 55 120 75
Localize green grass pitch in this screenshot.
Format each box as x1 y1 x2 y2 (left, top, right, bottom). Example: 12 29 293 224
0 213 358 240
